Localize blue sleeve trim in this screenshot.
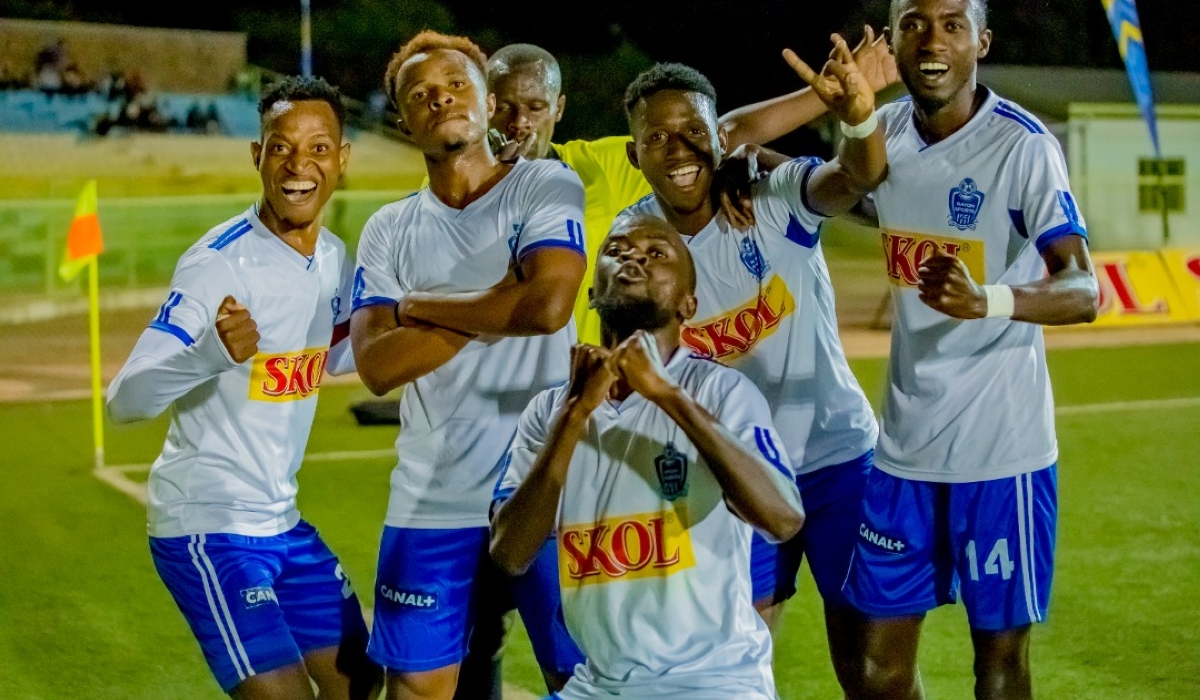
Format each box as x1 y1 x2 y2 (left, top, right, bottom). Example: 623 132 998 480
207 219 252 250
754 427 793 479
797 158 830 219
1008 209 1029 240
351 295 398 312
517 239 587 260
993 103 1045 134
149 320 196 346
1034 222 1088 252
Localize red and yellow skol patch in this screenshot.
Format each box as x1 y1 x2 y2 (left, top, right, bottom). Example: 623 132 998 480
249 347 329 402
881 229 986 287
681 275 794 362
559 510 695 586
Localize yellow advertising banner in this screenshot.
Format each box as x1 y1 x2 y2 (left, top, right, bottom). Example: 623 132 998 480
1158 248 1200 318
1091 251 1194 326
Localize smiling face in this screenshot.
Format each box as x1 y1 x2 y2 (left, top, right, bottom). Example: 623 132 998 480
890 0 991 116
490 62 564 160
251 99 347 234
395 48 493 156
626 89 726 223
590 215 697 334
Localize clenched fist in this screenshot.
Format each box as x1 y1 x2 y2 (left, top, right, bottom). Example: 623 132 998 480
215 296 260 363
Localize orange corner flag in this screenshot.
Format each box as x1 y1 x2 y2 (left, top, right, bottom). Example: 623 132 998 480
59 180 104 282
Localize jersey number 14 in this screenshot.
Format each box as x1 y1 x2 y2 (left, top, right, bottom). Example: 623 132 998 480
965 538 1015 581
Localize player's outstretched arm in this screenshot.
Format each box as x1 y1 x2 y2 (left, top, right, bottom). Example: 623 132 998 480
349 305 473 396
611 332 805 543
916 236 1098 324
491 345 615 576
795 33 889 216
719 26 897 151
396 246 585 337
107 296 256 423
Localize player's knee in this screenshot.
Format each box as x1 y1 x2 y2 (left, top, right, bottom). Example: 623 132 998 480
972 632 1030 681
386 666 459 700
849 654 919 700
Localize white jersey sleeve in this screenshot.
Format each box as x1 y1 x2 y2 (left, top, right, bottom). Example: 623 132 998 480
492 385 562 508
760 156 830 234
351 205 407 311
326 239 356 376
1010 134 1089 252
693 365 801 543
513 161 587 261
106 248 241 423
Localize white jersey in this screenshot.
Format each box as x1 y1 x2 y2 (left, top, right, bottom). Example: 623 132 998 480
619 158 877 474
107 208 355 538
872 89 1088 483
353 158 586 528
497 350 792 700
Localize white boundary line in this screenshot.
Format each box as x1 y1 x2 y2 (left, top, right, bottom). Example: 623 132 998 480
1055 395 1200 415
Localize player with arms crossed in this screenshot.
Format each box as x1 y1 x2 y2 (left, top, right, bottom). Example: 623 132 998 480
839 1 1098 699
485 36 897 344
490 213 805 700
615 48 885 691
106 76 381 700
349 31 587 700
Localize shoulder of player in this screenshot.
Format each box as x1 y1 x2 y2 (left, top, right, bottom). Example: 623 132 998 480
676 353 749 399
361 193 422 238
615 192 661 222
877 97 915 134
982 94 1055 143
181 214 255 273
511 156 583 189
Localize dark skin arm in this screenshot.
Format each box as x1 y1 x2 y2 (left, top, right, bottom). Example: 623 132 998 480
490 345 616 576
917 235 1099 325
719 26 898 150
349 304 473 396
396 247 585 337
793 34 889 216
609 332 805 542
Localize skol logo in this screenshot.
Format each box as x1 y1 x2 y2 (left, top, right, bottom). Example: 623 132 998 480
881 229 986 288
559 510 696 586
681 275 794 362
1096 260 1169 316
249 346 330 402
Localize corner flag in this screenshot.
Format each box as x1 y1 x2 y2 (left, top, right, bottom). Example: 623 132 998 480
59 179 105 282
1102 0 1159 156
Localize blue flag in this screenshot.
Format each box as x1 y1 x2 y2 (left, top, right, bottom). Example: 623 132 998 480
1102 0 1159 156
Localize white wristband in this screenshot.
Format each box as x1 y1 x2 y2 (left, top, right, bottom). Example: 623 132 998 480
839 110 879 139
983 284 1015 319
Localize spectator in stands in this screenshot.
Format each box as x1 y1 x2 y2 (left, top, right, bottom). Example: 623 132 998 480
60 64 89 98
33 38 67 99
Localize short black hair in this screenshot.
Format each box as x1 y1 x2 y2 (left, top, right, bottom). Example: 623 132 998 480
488 43 562 96
259 75 347 132
623 63 717 120
890 0 988 30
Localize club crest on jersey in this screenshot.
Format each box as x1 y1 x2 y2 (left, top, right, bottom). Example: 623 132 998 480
948 178 985 231
655 442 689 501
739 236 770 281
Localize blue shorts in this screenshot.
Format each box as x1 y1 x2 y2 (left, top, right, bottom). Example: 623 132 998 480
842 465 1057 631
750 450 872 606
149 520 369 693
369 526 582 675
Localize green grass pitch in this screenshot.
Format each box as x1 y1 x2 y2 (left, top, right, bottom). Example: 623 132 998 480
2 343 1198 699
